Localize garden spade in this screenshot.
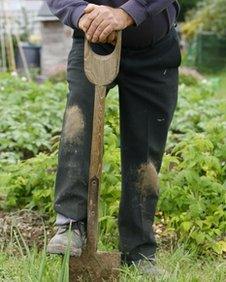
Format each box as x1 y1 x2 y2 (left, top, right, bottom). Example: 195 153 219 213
69 32 122 282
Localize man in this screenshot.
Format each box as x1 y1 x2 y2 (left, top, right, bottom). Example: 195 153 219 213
46 0 181 273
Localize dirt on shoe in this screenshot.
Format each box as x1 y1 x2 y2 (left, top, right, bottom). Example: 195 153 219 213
47 222 86 257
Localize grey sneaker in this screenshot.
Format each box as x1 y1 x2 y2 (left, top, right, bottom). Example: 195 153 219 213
47 222 86 256
132 258 167 276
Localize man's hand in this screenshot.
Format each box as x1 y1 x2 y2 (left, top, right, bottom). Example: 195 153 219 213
78 4 134 43
106 31 117 45
79 12 117 44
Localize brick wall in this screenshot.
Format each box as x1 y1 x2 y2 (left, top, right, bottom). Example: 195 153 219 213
40 21 73 76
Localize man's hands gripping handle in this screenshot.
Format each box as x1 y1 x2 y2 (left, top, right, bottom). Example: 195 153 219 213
78 4 134 45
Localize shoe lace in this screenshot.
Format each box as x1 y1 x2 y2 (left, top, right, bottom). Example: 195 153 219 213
57 221 86 238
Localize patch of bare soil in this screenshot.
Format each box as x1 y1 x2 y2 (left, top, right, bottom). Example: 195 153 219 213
0 209 176 255
0 210 54 254
154 212 177 249
179 67 205 81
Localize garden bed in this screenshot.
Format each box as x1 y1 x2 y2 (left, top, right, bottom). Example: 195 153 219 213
0 71 225 282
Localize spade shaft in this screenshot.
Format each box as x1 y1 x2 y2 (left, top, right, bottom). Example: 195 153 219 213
87 84 106 253
69 32 122 282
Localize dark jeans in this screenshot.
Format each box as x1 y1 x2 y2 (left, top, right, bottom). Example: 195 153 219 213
54 28 181 263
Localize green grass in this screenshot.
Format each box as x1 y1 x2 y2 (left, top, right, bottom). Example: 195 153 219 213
215 71 226 98
0 246 225 282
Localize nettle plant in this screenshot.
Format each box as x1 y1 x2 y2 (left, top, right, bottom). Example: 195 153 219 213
159 130 226 255
159 79 226 255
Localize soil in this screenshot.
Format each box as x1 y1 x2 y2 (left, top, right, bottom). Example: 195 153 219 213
154 211 178 249
0 209 55 254
0 209 176 255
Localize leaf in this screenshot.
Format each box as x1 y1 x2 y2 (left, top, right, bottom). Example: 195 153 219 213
219 241 226 253
191 232 205 245
181 221 192 232
212 242 223 255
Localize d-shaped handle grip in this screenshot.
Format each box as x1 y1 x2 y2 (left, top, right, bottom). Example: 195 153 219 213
84 31 122 86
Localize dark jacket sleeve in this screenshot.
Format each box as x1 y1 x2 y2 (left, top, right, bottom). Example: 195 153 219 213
45 0 89 29
120 0 180 26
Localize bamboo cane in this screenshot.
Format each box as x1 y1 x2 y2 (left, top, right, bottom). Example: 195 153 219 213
0 8 7 71
2 0 16 72
15 28 31 81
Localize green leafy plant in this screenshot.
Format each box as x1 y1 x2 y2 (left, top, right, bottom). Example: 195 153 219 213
1 153 57 220
159 77 226 255
159 131 226 255
0 73 66 163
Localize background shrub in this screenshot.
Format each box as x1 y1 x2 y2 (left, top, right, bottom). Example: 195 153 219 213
178 0 203 21
182 0 226 39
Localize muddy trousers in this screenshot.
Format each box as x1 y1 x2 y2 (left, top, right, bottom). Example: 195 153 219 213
54 28 181 263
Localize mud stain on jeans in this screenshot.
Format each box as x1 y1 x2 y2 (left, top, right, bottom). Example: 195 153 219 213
137 162 159 196
63 105 85 143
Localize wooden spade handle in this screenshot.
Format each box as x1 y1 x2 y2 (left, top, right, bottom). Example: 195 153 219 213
86 85 106 253
84 31 122 86
84 33 122 253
